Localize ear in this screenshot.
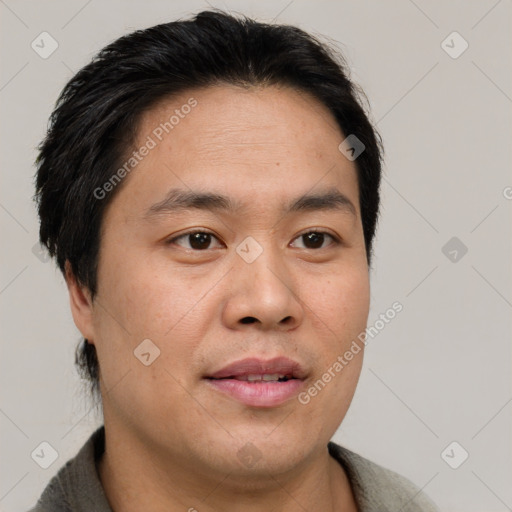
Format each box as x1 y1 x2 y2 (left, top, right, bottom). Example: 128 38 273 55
64 261 96 343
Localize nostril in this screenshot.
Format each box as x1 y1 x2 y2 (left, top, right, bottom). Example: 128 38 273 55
240 317 257 324
279 316 294 326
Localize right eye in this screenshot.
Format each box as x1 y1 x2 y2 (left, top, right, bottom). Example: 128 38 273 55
165 230 224 251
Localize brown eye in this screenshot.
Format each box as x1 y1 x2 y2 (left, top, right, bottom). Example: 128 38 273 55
291 231 338 250
168 231 223 250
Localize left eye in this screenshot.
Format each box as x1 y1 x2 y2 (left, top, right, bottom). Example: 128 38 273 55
167 230 338 251
290 231 338 250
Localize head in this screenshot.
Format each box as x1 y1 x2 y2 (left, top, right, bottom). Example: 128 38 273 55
35 10 382 477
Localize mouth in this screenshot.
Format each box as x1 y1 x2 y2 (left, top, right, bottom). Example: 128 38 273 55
213 373 294 382
204 357 307 407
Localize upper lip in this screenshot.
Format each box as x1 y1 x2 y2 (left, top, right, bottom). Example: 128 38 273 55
205 356 307 380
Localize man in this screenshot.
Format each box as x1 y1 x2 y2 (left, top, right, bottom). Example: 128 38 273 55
31 9 439 511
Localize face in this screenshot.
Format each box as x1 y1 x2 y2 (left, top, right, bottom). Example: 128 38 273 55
71 84 370 480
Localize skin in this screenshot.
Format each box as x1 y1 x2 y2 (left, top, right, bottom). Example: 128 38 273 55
66 83 370 511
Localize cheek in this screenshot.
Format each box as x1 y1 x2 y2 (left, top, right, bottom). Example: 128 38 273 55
96 257 219 383
98 254 182 335
301 267 368 410
93 265 202 419
303 267 370 343
302 272 368 436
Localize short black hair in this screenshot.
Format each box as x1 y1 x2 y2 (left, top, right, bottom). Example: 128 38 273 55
34 9 383 400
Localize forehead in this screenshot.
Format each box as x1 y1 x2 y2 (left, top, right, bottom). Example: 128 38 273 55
137 83 343 155
114 84 360 219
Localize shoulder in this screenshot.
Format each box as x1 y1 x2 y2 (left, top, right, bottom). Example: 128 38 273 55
328 442 440 512
27 426 111 512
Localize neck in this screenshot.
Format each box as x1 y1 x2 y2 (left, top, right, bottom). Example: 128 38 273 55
97 424 358 512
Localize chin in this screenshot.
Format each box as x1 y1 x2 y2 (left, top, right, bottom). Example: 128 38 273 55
202 428 314 478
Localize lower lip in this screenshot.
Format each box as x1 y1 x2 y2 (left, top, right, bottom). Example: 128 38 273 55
205 378 304 407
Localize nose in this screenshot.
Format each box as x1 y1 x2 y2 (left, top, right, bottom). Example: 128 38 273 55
222 244 304 332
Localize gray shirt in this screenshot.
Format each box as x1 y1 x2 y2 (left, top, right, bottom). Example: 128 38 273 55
29 426 439 511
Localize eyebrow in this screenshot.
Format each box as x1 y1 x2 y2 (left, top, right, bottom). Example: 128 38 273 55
144 186 357 219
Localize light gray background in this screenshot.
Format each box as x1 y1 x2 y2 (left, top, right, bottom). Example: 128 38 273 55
1 1 511 510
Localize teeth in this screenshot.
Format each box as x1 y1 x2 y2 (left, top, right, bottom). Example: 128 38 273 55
235 374 286 382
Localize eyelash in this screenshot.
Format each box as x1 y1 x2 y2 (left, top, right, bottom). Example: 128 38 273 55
166 229 341 251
